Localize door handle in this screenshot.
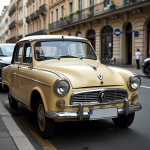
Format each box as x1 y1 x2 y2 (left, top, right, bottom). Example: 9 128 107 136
18 66 21 69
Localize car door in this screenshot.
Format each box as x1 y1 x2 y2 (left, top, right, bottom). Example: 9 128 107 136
11 44 23 96
16 42 33 106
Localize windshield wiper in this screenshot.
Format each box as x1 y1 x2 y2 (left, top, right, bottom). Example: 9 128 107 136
37 56 58 61
58 55 78 60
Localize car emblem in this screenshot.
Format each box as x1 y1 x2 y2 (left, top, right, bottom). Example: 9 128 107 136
99 92 106 103
97 73 103 80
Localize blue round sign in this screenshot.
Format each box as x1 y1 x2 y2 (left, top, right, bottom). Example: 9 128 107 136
134 31 139 37
114 29 121 36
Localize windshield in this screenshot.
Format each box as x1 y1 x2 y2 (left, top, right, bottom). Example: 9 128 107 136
0 45 15 56
34 41 97 60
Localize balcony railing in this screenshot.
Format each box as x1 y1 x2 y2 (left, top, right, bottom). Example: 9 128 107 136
26 16 31 23
18 19 23 26
18 35 23 40
5 30 8 34
49 0 147 31
31 10 39 20
6 36 19 43
9 3 18 16
25 29 48 37
9 20 18 29
39 4 47 15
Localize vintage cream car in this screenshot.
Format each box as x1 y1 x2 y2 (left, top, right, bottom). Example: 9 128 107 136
2 35 142 139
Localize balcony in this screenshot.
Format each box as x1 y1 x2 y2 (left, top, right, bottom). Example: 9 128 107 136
49 0 65 9
18 19 23 26
26 16 31 23
26 0 35 7
49 0 148 31
31 10 39 20
25 29 48 37
5 18 8 23
6 36 19 43
39 4 47 15
18 2 23 10
9 20 18 29
18 35 23 40
5 30 8 35
9 3 18 16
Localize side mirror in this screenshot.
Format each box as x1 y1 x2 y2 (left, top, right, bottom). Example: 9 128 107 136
108 57 116 66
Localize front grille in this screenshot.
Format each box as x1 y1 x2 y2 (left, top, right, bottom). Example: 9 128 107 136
71 89 128 105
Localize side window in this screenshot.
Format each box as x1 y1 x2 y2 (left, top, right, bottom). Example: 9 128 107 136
23 43 32 63
15 44 23 63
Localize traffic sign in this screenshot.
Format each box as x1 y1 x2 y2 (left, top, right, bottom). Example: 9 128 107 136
134 31 139 37
114 29 121 36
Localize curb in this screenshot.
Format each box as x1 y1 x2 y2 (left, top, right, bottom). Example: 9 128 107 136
0 101 35 150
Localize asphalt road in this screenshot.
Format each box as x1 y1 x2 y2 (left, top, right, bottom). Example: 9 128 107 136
0 77 150 150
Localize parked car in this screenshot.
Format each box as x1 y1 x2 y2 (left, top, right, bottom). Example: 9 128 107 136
2 35 142 138
0 44 15 84
142 57 150 78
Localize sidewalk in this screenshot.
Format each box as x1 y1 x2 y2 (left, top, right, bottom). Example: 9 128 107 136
0 101 35 150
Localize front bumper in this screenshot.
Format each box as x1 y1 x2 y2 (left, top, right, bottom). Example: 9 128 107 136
45 100 142 121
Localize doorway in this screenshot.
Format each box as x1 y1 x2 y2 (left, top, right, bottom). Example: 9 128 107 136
101 26 113 62
147 21 150 57
87 29 95 50
126 22 132 65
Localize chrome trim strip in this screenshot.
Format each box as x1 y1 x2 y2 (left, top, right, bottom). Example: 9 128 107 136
33 67 62 78
11 92 29 107
12 73 51 87
45 103 142 120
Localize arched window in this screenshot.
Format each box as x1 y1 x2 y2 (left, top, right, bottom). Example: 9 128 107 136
87 29 95 38
148 21 150 29
126 22 132 32
102 26 113 34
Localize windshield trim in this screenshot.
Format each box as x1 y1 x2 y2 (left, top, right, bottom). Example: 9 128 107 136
34 40 97 61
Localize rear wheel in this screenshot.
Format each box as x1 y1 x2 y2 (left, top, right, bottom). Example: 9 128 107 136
112 113 135 128
145 65 150 78
8 91 18 108
36 98 55 139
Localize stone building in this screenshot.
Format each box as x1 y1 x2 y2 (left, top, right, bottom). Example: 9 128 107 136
25 0 49 37
7 0 27 43
48 0 150 67
0 6 10 43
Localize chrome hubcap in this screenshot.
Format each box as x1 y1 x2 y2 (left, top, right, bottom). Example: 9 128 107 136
38 109 45 126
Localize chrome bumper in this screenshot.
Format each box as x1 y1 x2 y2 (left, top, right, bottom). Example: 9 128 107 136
45 101 142 121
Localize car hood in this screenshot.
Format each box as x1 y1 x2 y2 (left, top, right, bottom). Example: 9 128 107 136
37 60 125 88
0 57 12 64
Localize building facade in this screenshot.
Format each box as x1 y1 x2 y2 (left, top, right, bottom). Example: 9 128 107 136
7 0 27 43
0 6 10 44
25 0 49 37
48 0 150 67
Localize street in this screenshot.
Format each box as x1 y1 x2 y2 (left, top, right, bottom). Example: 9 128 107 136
0 77 150 150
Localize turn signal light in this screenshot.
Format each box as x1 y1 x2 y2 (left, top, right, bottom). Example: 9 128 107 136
131 94 138 100
57 100 65 107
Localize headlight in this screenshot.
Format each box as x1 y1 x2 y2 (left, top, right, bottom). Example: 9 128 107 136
53 79 70 96
128 75 141 90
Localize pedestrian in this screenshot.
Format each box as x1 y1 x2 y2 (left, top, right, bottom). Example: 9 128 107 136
135 49 141 69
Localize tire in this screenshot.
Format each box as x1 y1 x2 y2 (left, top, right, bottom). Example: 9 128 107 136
8 91 18 108
145 65 150 78
112 112 135 128
36 98 55 139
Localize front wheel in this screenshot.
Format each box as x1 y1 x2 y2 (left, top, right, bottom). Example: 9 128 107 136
145 65 150 78
36 98 55 139
112 112 135 128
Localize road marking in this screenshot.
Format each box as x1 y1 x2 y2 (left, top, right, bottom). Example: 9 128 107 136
5 100 57 150
140 85 150 89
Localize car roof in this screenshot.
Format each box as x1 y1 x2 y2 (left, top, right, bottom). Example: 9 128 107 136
17 35 90 43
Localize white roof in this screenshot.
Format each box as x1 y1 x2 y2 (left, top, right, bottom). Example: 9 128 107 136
18 35 89 43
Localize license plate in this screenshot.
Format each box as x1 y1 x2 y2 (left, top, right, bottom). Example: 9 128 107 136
89 107 118 120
